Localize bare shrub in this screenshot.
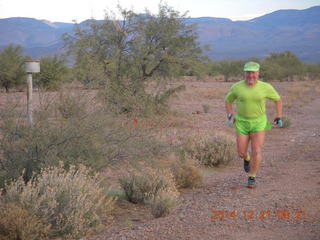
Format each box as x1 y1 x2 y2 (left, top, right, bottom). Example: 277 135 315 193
2 163 114 238
0 202 50 240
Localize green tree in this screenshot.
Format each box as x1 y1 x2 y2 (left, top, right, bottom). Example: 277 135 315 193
218 59 246 82
304 63 320 80
64 4 205 114
34 56 68 90
0 45 25 92
261 51 304 81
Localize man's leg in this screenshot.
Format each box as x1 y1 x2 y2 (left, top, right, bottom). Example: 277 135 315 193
249 131 265 175
236 134 250 159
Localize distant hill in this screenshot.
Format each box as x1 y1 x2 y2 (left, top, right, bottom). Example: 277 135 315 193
0 6 319 62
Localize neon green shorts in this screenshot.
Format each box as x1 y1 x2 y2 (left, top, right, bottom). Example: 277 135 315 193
235 114 272 135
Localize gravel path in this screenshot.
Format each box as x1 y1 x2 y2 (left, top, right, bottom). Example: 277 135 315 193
90 94 320 240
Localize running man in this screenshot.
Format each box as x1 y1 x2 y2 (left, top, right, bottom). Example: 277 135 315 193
224 61 283 188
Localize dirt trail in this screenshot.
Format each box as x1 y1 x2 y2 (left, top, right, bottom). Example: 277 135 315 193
93 91 320 240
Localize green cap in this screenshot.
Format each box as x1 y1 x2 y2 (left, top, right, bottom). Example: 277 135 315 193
243 61 260 72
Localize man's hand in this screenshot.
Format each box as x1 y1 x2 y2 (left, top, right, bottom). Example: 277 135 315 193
273 117 283 127
227 113 235 127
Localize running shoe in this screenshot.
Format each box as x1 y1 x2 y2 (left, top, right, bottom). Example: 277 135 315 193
247 177 256 189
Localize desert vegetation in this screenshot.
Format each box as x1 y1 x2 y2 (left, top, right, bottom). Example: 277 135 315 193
0 3 319 240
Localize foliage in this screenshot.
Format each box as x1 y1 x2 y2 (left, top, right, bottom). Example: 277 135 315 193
64 3 205 114
150 193 178 218
56 91 87 118
206 59 251 81
261 51 304 81
0 109 105 185
171 162 203 189
182 133 236 167
34 56 69 90
0 93 168 186
218 59 246 82
72 53 106 88
2 163 114 238
205 52 320 82
119 168 179 204
0 202 50 240
304 63 320 80
0 45 26 92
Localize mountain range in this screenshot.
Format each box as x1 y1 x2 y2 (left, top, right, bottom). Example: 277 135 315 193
0 6 319 62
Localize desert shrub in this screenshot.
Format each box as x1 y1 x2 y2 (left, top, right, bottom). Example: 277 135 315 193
119 169 179 204
0 93 168 187
100 81 185 116
119 171 167 204
202 104 210 113
171 163 203 189
0 202 50 240
119 168 179 218
57 93 86 119
182 134 236 167
0 112 106 184
150 193 178 218
2 163 114 238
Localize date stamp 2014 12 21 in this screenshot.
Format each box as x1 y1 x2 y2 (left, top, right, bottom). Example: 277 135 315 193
211 209 307 221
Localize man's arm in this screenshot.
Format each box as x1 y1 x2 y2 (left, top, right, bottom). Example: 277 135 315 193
225 101 234 115
273 99 283 127
274 99 282 118
225 101 234 127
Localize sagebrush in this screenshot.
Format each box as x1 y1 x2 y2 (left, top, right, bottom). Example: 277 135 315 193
182 133 236 167
119 168 179 217
2 163 114 238
171 162 203 189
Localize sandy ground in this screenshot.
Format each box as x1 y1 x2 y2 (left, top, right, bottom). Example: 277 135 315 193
86 80 320 240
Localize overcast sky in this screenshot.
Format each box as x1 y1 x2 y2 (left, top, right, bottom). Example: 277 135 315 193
0 0 319 22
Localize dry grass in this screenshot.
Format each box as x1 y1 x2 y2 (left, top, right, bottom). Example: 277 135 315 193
197 87 228 100
281 81 319 109
0 202 50 240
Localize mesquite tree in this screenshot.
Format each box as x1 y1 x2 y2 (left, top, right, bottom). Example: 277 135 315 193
64 4 206 114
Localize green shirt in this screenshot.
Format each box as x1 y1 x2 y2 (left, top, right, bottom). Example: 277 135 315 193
224 80 280 118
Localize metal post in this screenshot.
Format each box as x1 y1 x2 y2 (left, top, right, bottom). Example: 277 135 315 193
27 73 33 125
25 60 39 126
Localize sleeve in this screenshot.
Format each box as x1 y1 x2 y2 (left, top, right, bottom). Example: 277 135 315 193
266 84 280 101
224 85 237 103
